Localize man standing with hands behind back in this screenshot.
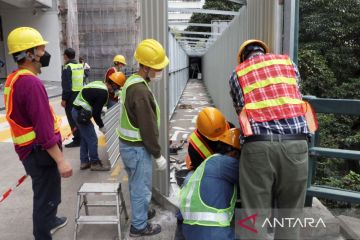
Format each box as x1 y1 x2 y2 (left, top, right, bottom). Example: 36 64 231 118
4 27 72 240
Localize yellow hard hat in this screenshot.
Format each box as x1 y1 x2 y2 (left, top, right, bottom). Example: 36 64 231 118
7 27 48 54
237 39 270 63
196 107 228 141
134 39 169 70
109 72 126 87
218 128 241 150
113 55 127 65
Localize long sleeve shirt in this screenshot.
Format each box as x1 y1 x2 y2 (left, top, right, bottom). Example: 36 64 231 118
121 81 161 158
61 59 78 101
76 88 108 128
228 56 309 135
182 154 239 240
11 74 61 160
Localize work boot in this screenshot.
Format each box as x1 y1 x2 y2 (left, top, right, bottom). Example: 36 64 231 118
148 208 156 220
50 217 67 235
90 161 110 171
80 163 91 170
65 141 80 148
129 223 161 237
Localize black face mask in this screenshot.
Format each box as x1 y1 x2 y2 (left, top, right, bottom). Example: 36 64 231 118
39 51 51 67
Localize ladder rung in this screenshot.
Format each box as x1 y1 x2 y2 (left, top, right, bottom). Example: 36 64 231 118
76 215 119 224
86 201 118 207
78 183 120 193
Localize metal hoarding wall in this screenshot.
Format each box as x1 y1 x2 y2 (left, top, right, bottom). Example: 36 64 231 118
168 32 189 117
202 0 284 125
140 0 169 196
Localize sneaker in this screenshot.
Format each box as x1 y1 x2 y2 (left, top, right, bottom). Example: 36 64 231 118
129 223 161 237
148 208 156 220
90 161 110 171
50 217 67 235
65 141 80 148
80 163 91 170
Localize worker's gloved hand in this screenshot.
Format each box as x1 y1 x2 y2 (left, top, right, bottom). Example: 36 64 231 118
155 155 167 171
99 127 106 134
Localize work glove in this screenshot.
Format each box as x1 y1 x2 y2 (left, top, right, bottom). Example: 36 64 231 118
99 127 106 135
155 155 167 171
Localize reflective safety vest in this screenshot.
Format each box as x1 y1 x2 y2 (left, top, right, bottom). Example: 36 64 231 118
186 129 214 170
116 74 160 142
73 81 108 112
235 54 318 136
179 154 237 227
65 63 84 91
4 69 60 147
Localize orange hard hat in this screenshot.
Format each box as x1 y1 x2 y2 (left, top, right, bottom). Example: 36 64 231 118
237 39 270 63
196 107 228 141
218 128 241 150
109 72 126 87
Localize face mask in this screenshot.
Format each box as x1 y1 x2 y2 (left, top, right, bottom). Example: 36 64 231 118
39 51 51 67
150 71 163 82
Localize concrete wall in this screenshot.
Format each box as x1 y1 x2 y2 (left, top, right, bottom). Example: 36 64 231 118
0 5 62 81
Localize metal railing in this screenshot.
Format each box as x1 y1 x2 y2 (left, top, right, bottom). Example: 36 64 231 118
304 96 360 206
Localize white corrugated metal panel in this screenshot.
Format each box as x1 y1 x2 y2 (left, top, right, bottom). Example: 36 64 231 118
202 0 284 125
140 0 169 196
168 33 189 117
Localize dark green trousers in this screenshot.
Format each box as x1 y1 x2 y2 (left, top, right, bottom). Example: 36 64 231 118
239 140 308 240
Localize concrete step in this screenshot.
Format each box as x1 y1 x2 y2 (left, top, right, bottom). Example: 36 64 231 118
338 215 360 239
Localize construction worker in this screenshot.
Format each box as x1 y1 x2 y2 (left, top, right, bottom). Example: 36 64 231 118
229 39 318 239
79 56 91 84
117 39 169 237
61 48 84 148
72 80 110 171
4 27 72 240
179 128 241 240
105 54 126 82
175 107 235 239
106 71 126 108
185 107 234 172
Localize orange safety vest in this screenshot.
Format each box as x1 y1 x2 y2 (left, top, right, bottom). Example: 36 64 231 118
186 129 214 170
4 69 60 147
235 54 318 136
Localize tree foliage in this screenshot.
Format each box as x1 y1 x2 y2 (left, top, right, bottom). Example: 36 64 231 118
298 0 360 184
185 0 241 37
299 0 360 99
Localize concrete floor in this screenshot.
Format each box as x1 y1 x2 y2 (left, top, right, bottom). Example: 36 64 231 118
1 78 359 240
0 94 176 240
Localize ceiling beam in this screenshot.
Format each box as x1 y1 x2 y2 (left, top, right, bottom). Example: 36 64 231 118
172 30 221 36
168 8 239 16
169 22 215 28
175 36 216 41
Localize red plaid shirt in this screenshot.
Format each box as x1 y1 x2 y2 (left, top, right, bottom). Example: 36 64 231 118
235 54 304 122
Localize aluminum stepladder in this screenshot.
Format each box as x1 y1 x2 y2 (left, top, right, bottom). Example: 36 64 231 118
74 182 129 240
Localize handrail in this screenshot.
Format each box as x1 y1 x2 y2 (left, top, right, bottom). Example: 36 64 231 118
303 95 360 206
